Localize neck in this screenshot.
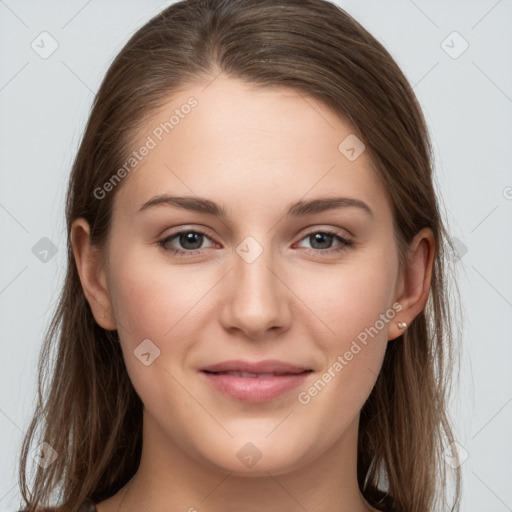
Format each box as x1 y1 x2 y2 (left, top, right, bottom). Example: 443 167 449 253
98 409 376 512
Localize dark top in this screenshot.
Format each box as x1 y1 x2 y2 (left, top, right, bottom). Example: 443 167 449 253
77 500 98 512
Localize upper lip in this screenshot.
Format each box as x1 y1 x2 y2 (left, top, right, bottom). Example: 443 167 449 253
200 359 311 375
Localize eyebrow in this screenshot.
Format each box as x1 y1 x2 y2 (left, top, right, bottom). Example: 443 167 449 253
137 194 374 219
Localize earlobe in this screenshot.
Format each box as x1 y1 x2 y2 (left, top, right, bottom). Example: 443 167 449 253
71 218 117 330
388 227 435 341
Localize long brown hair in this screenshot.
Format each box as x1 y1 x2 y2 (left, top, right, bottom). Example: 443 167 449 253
18 1 462 510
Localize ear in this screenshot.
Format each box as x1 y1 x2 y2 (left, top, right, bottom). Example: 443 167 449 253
71 218 117 330
388 227 435 341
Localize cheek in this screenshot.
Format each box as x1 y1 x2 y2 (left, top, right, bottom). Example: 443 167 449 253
300 247 398 350
109 248 207 342
107 248 224 389
107 251 202 419
293 279 395 445
294 245 398 407
313 294 391 394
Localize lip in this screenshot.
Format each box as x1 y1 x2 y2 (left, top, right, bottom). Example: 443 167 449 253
201 359 310 375
200 359 312 403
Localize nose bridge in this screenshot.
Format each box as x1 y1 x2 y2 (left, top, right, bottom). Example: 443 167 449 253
222 233 289 336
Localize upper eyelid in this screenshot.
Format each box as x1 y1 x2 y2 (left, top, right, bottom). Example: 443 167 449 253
299 226 352 239
162 227 217 245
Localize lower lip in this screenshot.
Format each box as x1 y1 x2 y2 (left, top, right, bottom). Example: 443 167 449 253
201 371 311 402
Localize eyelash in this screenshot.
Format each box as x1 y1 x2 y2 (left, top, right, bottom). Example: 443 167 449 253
158 228 354 256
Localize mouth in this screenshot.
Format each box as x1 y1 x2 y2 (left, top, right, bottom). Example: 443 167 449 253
203 370 305 378
200 360 313 402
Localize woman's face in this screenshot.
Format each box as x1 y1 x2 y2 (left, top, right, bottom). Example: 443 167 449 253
99 76 405 475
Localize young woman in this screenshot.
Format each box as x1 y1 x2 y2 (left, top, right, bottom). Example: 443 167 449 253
17 1 462 511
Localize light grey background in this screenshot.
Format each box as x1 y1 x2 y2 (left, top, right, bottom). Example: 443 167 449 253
1 0 511 510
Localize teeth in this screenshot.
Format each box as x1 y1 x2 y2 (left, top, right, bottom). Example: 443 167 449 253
223 371 281 378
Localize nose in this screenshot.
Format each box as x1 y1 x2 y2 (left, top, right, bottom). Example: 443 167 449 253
219 238 292 340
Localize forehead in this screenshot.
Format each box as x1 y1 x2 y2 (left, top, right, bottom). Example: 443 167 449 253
113 76 390 221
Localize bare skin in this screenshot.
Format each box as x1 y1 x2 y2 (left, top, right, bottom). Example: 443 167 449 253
72 76 434 512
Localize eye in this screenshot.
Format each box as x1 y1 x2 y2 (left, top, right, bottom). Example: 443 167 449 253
158 229 216 255
296 230 353 253
158 227 354 257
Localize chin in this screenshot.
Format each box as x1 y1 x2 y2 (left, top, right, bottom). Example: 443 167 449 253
196 433 315 477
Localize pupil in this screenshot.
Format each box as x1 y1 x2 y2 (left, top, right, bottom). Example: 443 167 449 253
312 233 332 249
180 232 202 250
